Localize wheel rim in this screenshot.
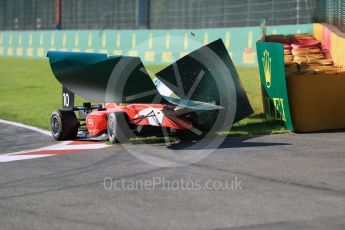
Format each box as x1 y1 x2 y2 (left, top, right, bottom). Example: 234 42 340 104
108 116 116 138
51 116 61 136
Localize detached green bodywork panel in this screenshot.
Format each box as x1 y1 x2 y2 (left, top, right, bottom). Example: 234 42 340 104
256 42 294 131
156 39 253 123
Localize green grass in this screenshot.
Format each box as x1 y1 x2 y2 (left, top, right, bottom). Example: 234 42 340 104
0 57 287 136
0 58 59 129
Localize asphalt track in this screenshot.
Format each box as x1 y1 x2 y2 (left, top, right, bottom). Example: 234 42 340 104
0 122 345 230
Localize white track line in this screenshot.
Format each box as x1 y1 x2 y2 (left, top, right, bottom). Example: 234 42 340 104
0 141 109 163
0 119 109 162
48 143 109 150
3 141 73 156
0 119 52 137
0 155 54 163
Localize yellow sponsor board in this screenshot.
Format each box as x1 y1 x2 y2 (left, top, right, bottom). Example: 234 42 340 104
145 51 155 62
243 31 256 64
16 47 23 56
26 47 34 56
7 47 13 56
37 48 45 57
162 51 172 62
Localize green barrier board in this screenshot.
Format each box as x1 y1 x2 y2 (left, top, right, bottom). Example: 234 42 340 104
256 42 293 130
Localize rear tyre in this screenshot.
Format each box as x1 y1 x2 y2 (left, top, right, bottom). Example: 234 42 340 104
107 112 131 144
50 110 80 141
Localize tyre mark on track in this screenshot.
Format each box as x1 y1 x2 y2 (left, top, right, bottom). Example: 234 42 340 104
193 163 345 196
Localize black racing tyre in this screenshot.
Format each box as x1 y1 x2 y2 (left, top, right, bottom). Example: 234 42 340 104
107 112 132 144
50 110 80 141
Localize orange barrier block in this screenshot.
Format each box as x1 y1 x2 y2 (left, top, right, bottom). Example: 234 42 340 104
287 73 345 132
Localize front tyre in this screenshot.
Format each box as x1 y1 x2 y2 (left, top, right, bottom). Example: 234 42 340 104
107 112 131 144
50 110 80 141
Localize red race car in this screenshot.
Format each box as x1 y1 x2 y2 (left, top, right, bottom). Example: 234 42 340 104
50 102 196 143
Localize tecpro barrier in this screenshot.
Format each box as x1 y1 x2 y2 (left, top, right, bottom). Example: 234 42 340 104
257 23 345 132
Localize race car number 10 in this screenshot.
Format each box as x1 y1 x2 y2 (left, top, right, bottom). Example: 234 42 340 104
63 93 70 107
